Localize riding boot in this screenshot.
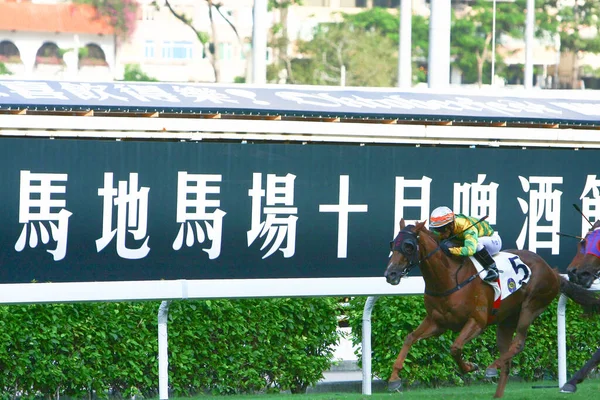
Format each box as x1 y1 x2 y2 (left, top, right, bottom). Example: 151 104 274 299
474 247 499 282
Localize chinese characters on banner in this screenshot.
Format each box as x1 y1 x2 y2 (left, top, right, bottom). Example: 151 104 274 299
14 170 600 262
2 80 600 124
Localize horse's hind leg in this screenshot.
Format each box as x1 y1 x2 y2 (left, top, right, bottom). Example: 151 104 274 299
388 316 444 391
560 347 600 393
491 318 518 399
486 314 518 377
496 303 547 365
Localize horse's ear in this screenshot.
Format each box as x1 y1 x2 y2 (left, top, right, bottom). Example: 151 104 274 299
415 220 426 231
399 218 406 230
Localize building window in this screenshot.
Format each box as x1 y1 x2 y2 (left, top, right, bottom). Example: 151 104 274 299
79 43 108 67
145 41 155 58
162 41 193 60
218 43 232 61
240 43 251 60
0 40 21 63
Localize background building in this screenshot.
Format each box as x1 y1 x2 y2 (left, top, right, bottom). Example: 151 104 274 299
0 0 115 81
1 0 600 88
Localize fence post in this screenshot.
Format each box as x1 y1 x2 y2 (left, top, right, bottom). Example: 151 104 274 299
158 300 172 400
557 294 568 388
362 295 380 395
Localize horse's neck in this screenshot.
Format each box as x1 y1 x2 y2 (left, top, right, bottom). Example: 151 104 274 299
419 235 469 292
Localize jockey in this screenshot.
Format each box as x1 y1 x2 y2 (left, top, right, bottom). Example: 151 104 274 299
429 206 501 282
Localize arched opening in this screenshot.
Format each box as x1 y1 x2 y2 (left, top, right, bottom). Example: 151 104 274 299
79 43 108 67
35 42 63 66
0 41 21 64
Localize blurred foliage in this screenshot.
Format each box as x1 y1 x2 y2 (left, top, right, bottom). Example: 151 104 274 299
74 0 138 38
581 65 600 78
344 8 429 84
123 63 158 82
286 8 428 86
291 18 397 86
556 0 600 55
0 297 339 397
268 0 303 9
0 62 12 75
452 0 527 86
287 1 600 87
267 0 304 83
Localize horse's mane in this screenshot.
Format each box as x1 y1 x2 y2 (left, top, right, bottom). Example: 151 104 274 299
413 220 439 245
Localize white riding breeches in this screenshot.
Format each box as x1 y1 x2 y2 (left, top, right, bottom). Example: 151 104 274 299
476 232 502 255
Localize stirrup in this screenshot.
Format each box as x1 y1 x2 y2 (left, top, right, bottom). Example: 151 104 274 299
483 268 499 282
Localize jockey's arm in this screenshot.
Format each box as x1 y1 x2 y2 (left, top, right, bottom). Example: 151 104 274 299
449 228 479 257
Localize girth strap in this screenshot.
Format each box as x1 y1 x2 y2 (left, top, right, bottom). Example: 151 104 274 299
424 273 478 297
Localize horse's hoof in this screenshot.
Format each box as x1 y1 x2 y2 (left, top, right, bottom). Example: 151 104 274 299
560 383 577 393
485 367 498 378
388 379 403 392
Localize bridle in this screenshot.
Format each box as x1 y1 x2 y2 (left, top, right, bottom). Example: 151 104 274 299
563 228 600 282
389 227 442 278
389 226 478 297
580 229 600 281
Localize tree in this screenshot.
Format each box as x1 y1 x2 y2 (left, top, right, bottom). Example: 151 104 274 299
451 0 566 86
267 0 303 83
556 0 600 88
160 0 242 82
292 21 397 87
452 0 526 86
343 7 429 84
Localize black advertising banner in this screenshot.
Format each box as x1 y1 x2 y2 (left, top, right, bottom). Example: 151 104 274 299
0 80 599 124
0 137 596 284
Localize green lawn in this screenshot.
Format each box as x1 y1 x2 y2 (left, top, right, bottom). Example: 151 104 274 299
169 378 600 400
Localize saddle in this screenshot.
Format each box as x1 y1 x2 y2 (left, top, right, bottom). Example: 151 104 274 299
470 251 532 301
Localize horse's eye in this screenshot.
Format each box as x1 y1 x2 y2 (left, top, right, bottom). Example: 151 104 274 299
402 242 415 254
580 239 587 254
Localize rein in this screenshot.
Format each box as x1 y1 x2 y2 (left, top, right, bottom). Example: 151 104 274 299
394 230 479 297
424 258 479 297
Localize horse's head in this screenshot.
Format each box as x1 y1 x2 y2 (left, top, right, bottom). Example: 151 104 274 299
384 219 427 286
567 220 600 288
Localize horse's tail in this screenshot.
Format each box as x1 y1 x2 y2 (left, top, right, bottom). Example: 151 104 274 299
558 273 600 315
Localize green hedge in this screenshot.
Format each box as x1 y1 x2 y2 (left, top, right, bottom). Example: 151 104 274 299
0 297 339 398
346 295 600 387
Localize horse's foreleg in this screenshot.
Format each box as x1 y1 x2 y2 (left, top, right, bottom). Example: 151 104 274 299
561 347 600 393
388 316 443 388
449 318 485 374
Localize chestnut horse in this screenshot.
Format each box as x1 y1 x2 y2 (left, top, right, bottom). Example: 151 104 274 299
384 219 561 399
558 219 600 393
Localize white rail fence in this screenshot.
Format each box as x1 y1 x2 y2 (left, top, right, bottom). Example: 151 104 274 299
1 273 596 397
